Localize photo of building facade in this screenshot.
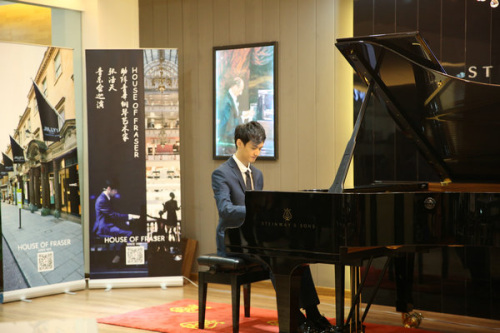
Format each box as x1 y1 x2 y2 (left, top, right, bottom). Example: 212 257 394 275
1 46 79 220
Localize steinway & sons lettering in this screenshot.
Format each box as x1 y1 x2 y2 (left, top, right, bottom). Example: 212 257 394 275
259 220 316 230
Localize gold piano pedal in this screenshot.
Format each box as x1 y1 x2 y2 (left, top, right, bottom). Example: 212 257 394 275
402 311 423 328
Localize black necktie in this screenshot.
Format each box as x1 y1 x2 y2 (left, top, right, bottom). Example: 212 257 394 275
245 170 252 190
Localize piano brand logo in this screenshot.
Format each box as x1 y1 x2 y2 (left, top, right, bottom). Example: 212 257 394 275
283 208 292 221
259 208 316 230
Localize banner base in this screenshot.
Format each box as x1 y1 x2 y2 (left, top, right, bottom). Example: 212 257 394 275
88 276 183 289
2 279 86 303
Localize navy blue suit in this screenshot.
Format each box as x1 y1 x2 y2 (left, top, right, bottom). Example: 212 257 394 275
212 156 320 309
212 156 263 255
217 92 241 148
93 192 132 238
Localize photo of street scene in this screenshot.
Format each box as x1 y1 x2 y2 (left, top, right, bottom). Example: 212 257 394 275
0 42 84 294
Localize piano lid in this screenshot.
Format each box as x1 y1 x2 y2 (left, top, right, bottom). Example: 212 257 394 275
336 32 500 183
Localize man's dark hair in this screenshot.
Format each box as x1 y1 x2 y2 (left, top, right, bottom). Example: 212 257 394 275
104 179 119 190
227 77 243 90
234 121 266 147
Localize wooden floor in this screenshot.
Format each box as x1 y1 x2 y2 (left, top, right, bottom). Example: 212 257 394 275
0 279 499 332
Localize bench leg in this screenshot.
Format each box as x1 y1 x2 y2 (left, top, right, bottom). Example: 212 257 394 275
231 277 240 333
198 273 208 329
243 283 251 317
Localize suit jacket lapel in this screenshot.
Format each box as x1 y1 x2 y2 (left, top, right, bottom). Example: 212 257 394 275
250 165 261 190
229 157 246 192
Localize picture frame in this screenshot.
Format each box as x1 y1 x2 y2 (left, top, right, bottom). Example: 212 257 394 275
213 41 278 160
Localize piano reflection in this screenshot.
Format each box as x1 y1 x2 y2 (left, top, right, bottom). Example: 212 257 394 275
225 32 500 332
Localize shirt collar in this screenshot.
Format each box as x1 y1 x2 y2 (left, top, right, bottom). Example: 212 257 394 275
229 90 239 106
103 191 111 201
232 154 251 174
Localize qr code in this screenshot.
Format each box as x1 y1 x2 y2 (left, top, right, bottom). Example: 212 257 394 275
126 245 145 265
38 252 54 272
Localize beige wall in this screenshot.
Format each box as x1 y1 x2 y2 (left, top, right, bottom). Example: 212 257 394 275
139 0 353 287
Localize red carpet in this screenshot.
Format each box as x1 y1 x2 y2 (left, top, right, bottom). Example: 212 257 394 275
97 299 438 332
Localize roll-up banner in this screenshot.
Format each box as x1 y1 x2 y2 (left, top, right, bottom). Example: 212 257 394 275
86 49 182 287
0 42 85 302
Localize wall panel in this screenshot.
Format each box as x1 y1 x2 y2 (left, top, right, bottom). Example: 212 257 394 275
213 0 230 46
167 0 184 48
152 0 168 46
396 0 417 32
418 0 441 58
245 0 263 43
278 0 299 192
262 0 280 41
442 0 465 78
466 1 492 82
180 0 201 244
297 0 317 190
138 0 154 47
493 7 500 83
374 0 395 34
229 0 246 44
259 0 281 191
354 0 373 36
196 0 218 252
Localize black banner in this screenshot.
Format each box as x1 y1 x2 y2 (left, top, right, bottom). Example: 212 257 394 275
2 153 13 171
9 136 25 164
33 81 61 142
86 50 148 279
0 163 7 177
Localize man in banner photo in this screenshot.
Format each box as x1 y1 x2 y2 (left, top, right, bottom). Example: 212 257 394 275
93 179 140 264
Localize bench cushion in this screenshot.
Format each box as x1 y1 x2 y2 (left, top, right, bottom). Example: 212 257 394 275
197 253 255 271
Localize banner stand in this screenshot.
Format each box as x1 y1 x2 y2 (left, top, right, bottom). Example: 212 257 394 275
88 276 183 290
2 279 86 303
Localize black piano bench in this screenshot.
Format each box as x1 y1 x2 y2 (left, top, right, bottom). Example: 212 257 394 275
197 253 270 333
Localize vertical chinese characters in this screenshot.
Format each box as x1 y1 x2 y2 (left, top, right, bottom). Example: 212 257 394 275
95 67 105 109
92 64 141 159
120 67 129 143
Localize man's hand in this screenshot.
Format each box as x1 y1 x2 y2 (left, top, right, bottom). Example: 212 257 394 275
241 109 255 122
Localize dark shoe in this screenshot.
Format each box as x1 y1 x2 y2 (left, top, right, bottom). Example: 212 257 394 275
298 318 321 333
309 315 334 332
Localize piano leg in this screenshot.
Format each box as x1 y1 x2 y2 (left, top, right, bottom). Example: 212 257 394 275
350 266 362 332
394 253 423 328
394 253 414 313
273 268 303 333
334 264 346 333
336 264 368 333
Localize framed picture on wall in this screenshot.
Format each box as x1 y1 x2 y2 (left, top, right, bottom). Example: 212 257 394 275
213 41 278 160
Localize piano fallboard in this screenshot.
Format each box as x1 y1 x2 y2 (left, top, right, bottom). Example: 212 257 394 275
227 190 500 263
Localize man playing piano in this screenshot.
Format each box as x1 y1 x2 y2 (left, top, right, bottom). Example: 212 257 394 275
212 121 333 332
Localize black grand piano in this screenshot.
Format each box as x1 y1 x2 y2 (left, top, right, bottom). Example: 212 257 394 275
226 32 500 332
